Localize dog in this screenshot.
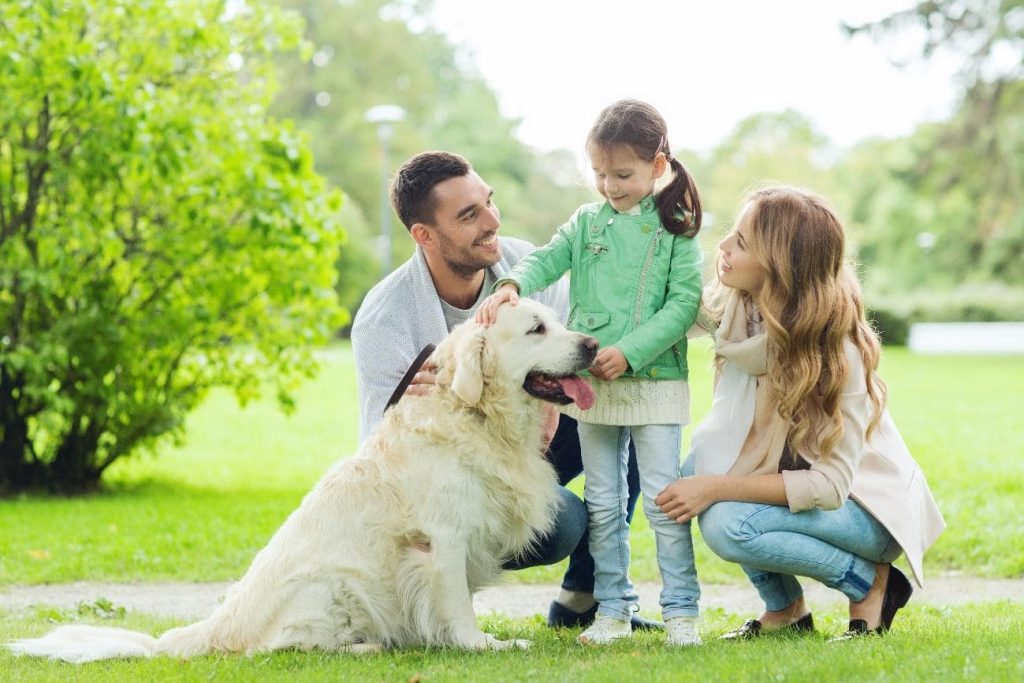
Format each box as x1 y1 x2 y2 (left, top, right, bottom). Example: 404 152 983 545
8 299 598 662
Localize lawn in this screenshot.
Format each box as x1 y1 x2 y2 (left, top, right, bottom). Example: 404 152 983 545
2 603 1022 681
2 343 1023 680
2 344 1022 585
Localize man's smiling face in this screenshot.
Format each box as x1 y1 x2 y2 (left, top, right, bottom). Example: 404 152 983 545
427 171 502 278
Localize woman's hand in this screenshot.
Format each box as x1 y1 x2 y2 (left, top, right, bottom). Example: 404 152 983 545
655 476 721 524
590 347 628 381
475 284 519 326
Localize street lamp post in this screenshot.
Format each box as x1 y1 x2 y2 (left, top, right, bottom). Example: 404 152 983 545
365 104 406 279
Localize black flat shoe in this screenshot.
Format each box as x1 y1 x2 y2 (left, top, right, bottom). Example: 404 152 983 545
547 600 665 631
831 565 913 642
547 600 598 628
629 614 665 632
720 612 815 640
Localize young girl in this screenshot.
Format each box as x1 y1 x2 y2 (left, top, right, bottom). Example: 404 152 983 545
477 99 704 646
656 186 945 641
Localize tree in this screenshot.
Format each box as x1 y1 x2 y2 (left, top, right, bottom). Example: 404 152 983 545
0 0 346 493
844 0 1024 288
696 110 841 261
271 0 594 310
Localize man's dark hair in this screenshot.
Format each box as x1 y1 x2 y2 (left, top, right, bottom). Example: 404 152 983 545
390 151 472 230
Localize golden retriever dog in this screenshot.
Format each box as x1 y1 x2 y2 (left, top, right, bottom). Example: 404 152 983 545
9 299 597 662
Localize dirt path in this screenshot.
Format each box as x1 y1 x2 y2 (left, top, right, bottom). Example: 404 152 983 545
2 574 1022 621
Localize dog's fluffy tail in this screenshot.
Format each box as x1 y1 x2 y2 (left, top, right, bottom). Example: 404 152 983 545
6 616 227 663
7 625 159 663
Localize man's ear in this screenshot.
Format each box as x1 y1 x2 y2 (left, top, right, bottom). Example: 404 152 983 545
410 223 433 249
450 326 489 407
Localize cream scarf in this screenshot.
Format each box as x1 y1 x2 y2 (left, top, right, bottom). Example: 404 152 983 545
691 292 789 475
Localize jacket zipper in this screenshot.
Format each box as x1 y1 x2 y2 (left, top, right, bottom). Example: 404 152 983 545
586 243 607 310
632 228 664 328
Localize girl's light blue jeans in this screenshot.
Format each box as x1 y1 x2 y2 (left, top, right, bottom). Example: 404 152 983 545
577 422 700 621
697 494 902 611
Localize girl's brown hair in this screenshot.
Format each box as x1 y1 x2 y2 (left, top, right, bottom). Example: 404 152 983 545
587 99 702 237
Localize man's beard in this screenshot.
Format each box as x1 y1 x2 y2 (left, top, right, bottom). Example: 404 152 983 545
437 232 500 279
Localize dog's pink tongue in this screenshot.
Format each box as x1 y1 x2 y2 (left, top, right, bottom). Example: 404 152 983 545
557 375 595 410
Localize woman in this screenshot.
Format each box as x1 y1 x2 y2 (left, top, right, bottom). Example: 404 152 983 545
656 186 945 640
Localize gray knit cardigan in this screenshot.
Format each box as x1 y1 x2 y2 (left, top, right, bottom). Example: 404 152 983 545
350 236 569 439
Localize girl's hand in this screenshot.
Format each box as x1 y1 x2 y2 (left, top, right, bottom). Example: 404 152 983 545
655 476 721 524
475 284 519 327
589 347 627 381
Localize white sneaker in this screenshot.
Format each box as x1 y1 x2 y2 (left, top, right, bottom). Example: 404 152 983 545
577 614 632 645
666 616 702 646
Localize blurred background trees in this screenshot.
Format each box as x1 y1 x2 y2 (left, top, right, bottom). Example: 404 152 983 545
272 0 1021 333
1 0 1020 491
842 0 1023 291
270 0 594 316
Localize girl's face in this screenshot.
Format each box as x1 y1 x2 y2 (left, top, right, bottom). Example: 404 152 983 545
588 143 666 213
718 206 767 297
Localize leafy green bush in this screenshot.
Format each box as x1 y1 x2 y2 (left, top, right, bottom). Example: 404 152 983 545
867 306 911 346
868 285 1024 345
0 0 346 493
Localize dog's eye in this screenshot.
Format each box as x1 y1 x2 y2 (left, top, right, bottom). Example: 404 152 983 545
527 323 546 335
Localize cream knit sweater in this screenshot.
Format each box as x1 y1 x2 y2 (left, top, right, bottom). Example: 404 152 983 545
561 376 689 427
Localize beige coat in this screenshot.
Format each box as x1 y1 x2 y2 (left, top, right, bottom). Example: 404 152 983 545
776 341 946 588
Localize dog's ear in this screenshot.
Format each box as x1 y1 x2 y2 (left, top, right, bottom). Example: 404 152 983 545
450 326 489 406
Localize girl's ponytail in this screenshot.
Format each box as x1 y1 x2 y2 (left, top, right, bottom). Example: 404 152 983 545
587 99 703 237
657 156 702 238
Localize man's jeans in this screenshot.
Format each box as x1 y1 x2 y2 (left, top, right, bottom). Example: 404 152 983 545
502 416 642 592
577 422 699 620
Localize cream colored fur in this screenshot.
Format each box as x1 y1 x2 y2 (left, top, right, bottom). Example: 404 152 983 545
8 299 597 662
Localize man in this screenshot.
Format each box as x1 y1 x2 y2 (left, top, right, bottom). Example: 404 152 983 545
351 151 654 630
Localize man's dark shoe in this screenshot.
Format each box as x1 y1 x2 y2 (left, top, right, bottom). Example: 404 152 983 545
629 613 664 631
547 600 664 631
547 600 598 628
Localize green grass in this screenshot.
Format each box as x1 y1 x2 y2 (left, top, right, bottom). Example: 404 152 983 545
1 345 1022 586
3 602 1023 681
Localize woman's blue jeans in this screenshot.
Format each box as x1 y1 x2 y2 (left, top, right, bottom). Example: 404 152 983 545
698 496 902 610
578 422 700 620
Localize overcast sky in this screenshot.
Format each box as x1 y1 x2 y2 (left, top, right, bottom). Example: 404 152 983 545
428 0 961 160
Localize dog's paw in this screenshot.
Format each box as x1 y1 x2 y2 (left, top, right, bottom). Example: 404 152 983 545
483 634 531 651
342 642 383 655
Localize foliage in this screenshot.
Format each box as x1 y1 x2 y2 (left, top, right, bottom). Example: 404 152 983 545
271 0 595 312
866 307 911 346
868 284 1024 345
0 0 346 493
684 110 843 281
842 0 1024 291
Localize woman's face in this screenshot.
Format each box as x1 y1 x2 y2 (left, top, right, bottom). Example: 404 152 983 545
718 206 767 297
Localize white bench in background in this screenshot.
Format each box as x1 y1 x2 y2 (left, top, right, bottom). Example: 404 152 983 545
908 322 1024 354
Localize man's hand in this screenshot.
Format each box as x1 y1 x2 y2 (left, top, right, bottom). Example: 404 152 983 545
655 476 721 524
404 360 438 397
539 403 559 452
475 283 519 327
589 347 628 381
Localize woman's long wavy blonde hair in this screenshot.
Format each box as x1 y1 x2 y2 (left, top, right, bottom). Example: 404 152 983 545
709 186 887 459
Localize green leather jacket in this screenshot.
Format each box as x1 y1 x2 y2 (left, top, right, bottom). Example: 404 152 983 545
501 196 703 380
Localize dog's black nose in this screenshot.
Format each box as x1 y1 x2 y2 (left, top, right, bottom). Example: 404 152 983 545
581 336 599 354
